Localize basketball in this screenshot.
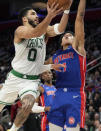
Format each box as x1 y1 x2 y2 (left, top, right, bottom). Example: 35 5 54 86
48 0 73 10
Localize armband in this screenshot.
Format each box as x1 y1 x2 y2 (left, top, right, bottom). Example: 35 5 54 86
54 24 63 35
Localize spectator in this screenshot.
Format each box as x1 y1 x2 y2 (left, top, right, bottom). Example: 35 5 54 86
85 112 94 131
99 107 101 122
88 106 95 120
94 120 100 131
93 47 100 58
94 113 100 121
98 124 101 131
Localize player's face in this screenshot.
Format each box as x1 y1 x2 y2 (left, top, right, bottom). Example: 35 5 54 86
26 10 39 27
61 33 74 46
42 71 53 82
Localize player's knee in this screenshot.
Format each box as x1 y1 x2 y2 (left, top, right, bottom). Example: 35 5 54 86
0 105 5 112
66 124 80 131
21 94 35 112
49 123 63 131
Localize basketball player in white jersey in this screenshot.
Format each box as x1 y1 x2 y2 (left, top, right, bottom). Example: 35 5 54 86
0 1 73 131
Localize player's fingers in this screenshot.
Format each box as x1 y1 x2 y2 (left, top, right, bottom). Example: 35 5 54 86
58 64 66 68
55 7 63 14
57 69 62 72
53 3 59 10
47 3 50 9
51 2 57 9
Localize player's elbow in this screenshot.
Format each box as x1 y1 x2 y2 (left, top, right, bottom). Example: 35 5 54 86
58 26 65 34
76 16 84 24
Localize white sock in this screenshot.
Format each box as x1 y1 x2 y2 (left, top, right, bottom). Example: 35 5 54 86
10 123 19 131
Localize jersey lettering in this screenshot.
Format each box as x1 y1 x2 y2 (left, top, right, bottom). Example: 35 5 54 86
27 38 43 49
54 52 74 64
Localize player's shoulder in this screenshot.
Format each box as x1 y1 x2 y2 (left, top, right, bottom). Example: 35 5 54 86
53 49 62 56
15 25 26 34
39 84 45 93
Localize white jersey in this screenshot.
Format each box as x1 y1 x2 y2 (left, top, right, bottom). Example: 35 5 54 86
12 35 46 75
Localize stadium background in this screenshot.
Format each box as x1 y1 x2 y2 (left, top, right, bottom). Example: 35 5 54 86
0 0 101 131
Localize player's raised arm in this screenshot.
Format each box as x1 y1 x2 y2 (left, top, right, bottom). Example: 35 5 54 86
46 0 73 37
15 3 63 42
74 0 86 55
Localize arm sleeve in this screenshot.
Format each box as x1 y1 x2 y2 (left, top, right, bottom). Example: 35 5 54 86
32 103 45 113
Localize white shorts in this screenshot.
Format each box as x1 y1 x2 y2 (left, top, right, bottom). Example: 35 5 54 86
0 72 40 105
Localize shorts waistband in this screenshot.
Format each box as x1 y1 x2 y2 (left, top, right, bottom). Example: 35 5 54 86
11 69 40 80
57 88 81 92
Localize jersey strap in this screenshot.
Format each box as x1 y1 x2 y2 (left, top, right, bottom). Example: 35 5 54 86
11 69 40 80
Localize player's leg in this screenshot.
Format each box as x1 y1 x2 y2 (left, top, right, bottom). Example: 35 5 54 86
0 73 19 112
65 91 85 131
9 94 35 131
0 86 18 112
48 89 66 131
49 123 63 131
0 102 5 112
0 86 5 112
9 81 39 131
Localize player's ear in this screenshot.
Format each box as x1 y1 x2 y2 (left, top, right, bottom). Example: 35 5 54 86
22 16 28 23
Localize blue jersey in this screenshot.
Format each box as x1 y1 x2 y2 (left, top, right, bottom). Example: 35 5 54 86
52 46 86 91
40 84 56 109
48 46 86 128
40 84 56 131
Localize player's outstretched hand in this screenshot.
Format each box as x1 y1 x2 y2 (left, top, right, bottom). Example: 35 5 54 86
47 2 63 19
44 106 51 112
52 64 66 72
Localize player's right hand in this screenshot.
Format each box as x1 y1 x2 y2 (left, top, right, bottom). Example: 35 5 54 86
47 2 63 19
44 106 51 112
52 64 66 72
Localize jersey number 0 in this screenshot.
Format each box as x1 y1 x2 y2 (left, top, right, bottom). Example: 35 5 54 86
28 48 37 62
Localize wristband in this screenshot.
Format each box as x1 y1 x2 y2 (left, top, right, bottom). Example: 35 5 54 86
64 10 70 15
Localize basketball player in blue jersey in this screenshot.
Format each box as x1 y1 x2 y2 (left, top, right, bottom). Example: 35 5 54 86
45 0 86 131
31 70 56 131
39 71 56 131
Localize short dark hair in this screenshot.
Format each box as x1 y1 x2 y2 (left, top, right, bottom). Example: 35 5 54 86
18 7 33 24
59 31 74 44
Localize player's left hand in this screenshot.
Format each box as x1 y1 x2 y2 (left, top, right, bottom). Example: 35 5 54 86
52 64 66 72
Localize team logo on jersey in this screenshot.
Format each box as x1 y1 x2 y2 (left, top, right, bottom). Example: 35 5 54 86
54 52 74 64
69 117 75 125
23 75 27 79
27 38 43 49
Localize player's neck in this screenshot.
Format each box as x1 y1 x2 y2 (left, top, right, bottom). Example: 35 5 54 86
44 81 52 87
24 23 34 28
63 44 72 50
63 45 69 50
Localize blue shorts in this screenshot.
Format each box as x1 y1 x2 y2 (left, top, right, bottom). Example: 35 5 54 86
48 88 86 128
